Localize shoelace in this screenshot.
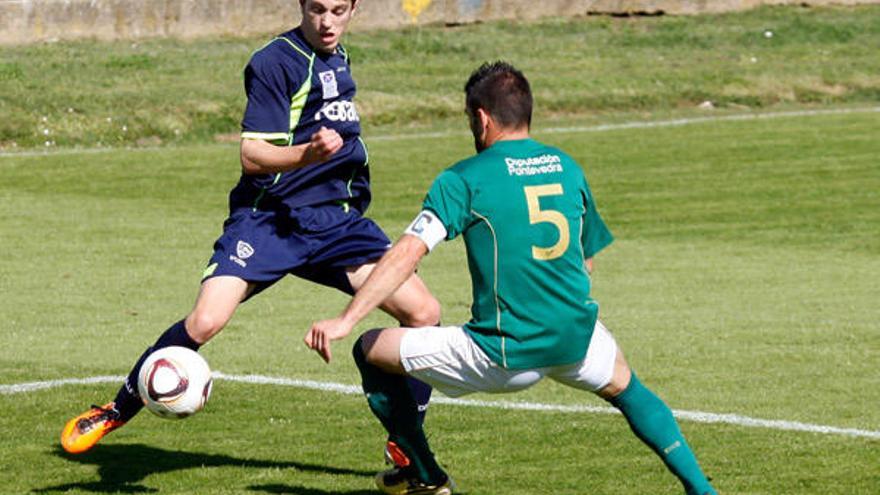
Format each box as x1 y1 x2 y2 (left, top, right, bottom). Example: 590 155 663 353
76 404 118 432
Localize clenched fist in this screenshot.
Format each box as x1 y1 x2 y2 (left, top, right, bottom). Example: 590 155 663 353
303 126 343 165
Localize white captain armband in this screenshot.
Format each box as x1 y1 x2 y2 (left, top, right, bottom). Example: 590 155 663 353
404 210 447 252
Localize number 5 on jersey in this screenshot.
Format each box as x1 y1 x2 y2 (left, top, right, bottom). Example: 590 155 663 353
524 184 569 261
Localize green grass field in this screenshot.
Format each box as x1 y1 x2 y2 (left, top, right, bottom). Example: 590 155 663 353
1 5 879 149
2 5 880 495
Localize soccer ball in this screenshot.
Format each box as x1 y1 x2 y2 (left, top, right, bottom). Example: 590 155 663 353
137 346 213 419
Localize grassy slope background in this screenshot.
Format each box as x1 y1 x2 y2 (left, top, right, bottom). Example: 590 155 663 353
0 5 879 149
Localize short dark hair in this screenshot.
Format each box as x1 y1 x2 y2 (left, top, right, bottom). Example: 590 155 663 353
464 61 532 129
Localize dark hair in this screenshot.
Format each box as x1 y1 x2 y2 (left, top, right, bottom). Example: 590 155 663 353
464 61 532 129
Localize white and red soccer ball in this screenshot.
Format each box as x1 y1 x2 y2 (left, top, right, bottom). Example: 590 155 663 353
137 346 213 419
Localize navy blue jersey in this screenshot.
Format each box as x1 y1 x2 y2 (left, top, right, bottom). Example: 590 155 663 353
231 28 370 214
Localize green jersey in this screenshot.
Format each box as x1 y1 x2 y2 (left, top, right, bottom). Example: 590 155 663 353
420 138 613 369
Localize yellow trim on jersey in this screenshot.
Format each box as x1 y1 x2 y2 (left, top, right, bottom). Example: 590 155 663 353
471 210 506 368
202 263 218 279
288 57 314 144
276 36 313 61
271 36 316 144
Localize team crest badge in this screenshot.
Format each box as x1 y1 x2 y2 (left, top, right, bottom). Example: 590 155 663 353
236 240 254 260
319 70 339 99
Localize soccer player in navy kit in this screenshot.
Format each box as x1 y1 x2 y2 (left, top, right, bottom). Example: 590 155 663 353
61 0 437 462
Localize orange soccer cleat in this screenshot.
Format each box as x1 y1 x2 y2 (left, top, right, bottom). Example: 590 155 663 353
60 403 126 454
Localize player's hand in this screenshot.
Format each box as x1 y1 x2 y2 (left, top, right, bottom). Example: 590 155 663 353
303 126 343 165
304 317 353 363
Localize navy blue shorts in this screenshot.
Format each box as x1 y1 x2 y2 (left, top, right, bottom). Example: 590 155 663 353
203 204 391 297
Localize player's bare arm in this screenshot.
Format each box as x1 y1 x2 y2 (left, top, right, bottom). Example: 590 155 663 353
305 234 428 362
240 126 343 174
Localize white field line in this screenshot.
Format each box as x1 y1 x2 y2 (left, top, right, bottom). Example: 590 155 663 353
2 372 878 440
372 106 880 141
2 106 879 159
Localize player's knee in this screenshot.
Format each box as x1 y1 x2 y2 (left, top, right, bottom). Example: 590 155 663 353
184 310 227 344
400 296 441 328
353 329 381 368
356 328 401 372
600 377 630 400
598 363 633 400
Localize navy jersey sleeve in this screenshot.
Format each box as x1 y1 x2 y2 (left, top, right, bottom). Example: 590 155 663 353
241 43 306 143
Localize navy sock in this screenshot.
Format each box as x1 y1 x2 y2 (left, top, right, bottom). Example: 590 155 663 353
113 319 201 422
404 320 437 425
407 376 432 425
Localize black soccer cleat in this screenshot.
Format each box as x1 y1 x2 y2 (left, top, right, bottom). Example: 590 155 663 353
375 466 454 495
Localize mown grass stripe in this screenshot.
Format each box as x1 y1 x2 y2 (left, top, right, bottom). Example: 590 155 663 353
3 372 878 440
2 106 878 159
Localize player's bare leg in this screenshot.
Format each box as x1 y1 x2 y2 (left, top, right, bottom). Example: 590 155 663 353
358 327 408 374
61 276 252 454
596 348 632 400
346 263 440 328
184 276 253 343
599 348 717 495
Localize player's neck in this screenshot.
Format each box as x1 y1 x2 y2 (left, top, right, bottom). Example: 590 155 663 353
485 127 530 148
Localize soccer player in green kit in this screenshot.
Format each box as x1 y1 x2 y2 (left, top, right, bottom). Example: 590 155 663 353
306 62 717 495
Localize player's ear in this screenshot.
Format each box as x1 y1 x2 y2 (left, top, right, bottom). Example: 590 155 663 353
476 108 491 132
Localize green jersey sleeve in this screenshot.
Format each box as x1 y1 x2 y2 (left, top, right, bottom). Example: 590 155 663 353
581 181 614 259
423 170 471 240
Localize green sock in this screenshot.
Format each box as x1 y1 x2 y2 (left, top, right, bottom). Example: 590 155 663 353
609 373 716 495
353 335 446 485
